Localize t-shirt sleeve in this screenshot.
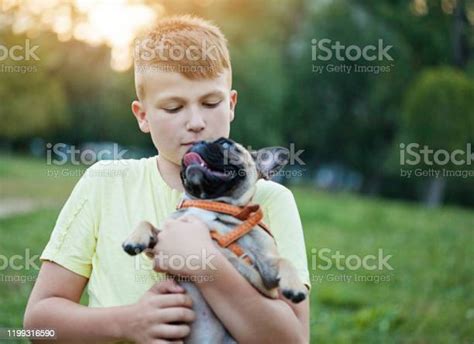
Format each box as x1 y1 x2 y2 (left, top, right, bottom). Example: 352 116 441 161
263 187 312 293
40 165 101 278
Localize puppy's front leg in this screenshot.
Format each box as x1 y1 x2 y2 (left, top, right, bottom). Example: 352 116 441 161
122 221 159 257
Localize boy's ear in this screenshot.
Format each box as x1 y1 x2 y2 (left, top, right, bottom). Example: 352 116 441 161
131 100 150 133
229 90 238 122
251 147 290 180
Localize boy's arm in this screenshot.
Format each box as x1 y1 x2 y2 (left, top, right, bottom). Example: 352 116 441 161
24 261 127 343
196 250 309 344
24 261 195 344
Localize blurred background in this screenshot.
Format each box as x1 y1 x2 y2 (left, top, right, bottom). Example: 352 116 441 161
0 0 473 343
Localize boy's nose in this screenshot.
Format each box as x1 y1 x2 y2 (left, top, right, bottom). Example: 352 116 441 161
186 111 206 132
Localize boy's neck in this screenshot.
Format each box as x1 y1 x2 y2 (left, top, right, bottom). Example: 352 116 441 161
156 155 185 192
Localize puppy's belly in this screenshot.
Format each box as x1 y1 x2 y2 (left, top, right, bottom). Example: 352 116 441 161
180 281 236 344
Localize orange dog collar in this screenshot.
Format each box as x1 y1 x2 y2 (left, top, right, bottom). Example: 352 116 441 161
177 199 274 265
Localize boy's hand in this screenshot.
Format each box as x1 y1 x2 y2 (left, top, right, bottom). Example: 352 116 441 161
153 215 221 277
124 279 195 344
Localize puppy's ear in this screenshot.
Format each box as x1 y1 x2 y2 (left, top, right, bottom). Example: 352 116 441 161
252 147 289 180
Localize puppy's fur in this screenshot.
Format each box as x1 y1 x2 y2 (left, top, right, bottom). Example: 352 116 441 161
123 138 307 343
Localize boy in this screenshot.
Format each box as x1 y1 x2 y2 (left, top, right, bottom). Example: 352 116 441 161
24 15 311 343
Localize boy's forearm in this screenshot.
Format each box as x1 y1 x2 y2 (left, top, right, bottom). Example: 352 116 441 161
24 297 130 344
196 251 307 344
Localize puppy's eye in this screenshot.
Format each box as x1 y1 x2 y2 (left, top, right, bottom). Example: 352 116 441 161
163 106 183 114
203 100 222 108
219 139 234 150
216 137 233 146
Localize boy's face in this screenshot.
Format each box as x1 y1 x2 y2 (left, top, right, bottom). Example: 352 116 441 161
132 68 237 165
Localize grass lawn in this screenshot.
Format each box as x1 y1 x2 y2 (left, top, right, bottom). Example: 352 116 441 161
0 154 473 343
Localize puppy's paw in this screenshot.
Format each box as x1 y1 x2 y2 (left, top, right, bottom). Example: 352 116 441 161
278 259 308 303
122 242 147 255
122 221 159 256
281 287 307 303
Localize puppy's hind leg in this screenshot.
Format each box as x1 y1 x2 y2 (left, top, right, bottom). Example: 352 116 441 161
278 258 308 303
222 252 279 299
122 221 159 256
251 252 281 290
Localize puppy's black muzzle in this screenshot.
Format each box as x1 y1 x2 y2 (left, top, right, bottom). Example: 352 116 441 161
180 137 246 199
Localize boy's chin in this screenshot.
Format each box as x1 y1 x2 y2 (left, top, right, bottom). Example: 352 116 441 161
156 151 182 167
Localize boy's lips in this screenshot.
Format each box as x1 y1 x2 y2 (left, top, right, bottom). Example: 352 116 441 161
182 140 201 147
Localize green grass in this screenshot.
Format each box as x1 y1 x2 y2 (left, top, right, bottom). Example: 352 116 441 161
294 188 474 343
0 154 85 201
0 155 473 343
0 155 87 343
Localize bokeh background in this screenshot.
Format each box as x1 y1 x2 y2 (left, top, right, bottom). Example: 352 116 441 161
0 0 473 343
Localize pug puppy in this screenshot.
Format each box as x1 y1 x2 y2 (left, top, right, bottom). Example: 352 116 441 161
122 137 307 343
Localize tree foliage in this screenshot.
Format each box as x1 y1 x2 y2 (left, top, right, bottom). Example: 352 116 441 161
402 67 474 150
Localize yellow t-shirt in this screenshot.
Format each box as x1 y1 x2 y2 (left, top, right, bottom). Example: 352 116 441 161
40 156 311 308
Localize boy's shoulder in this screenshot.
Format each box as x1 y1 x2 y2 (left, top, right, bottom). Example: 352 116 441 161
80 157 156 193
254 179 294 206
86 157 154 179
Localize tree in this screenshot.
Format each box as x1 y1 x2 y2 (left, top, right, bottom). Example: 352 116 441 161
0 34 69 142
281 0 412 188
401 67 474 206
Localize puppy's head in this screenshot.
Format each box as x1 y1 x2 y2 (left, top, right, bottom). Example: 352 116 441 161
180 137 289 205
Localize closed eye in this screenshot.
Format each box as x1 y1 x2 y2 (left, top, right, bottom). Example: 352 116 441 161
162 106 183 114
203 100 222 108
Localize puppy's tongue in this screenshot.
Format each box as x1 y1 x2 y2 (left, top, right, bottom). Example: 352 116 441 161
183 152 206 167
183 151 232 180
